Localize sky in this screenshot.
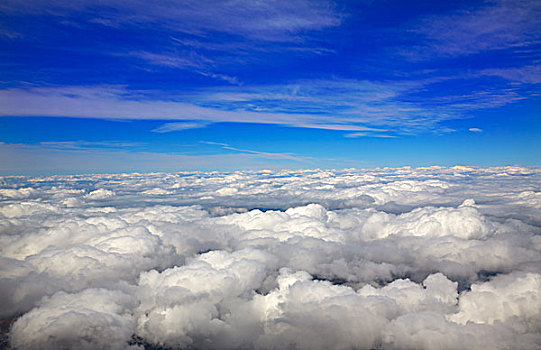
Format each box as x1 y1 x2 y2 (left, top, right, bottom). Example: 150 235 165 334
0 0 540 174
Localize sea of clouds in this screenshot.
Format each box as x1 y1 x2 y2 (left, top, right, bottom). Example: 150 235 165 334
1 166 541 349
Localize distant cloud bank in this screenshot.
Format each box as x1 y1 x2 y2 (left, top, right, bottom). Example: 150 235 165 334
1 166 541 349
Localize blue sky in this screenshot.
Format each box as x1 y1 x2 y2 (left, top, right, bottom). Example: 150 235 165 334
0 0 539 174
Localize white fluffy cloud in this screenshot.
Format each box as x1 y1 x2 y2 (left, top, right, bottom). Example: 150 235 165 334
9 289 139 350
1 166 540 349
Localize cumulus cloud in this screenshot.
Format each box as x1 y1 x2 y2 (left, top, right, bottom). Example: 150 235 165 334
9 289 139 350
1 166 541 349
0 188 36 199
84 188 115 200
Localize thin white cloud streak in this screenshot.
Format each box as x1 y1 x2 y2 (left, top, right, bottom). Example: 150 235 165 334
199 71 241 85
38 141 144 149
345 132 396 138
1 166 541 349
203 141 308 162
128 51 242 85
129 51 211 69
152 122 209 133
0 85 382 132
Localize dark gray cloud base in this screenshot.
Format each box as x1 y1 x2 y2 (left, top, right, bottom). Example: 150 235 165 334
1 166 541 349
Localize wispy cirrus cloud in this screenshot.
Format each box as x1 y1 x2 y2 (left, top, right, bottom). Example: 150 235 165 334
0 0 343 42
481 64 541 84
128 51 241 85
0 75 532 135
0 27 23 39
129 51 211 70
0 84 387 132
403 0 540 59
168 35 337 57
0 0 343 87
195 78 533 132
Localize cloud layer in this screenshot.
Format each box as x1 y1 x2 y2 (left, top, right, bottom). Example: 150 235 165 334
1 166 541 349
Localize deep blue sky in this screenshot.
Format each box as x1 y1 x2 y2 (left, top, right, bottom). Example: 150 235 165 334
0 0 539 174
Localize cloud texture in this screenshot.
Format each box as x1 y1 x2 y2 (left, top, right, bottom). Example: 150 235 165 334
1 166 541 349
